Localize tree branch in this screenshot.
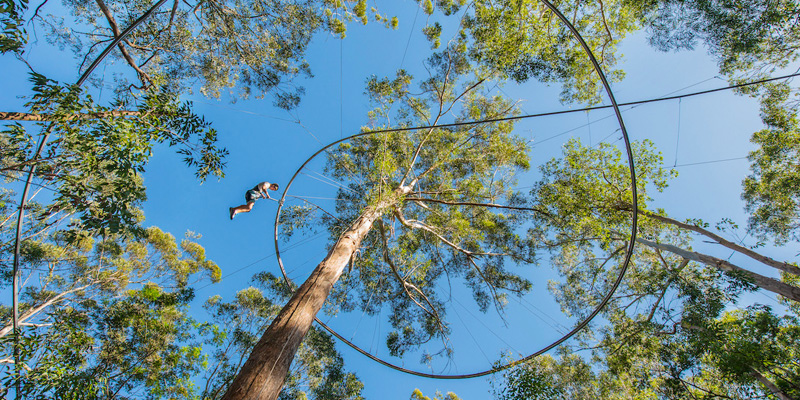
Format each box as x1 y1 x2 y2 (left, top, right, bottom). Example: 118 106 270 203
94 0 153 86
393 207 507 257
404 197 554 219
377 220 450 346
0 110 141 121
637 238 800 303
636 208 800 277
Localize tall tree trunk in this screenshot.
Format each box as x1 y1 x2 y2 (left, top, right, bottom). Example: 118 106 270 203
638 238 800 303
751 368 796 400
221 187 409 400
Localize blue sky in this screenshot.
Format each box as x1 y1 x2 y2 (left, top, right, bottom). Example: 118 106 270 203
2 0 796 398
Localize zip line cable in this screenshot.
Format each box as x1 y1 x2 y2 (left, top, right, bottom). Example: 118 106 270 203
673 156 748 168
400 6 421 69
532 72 800 146
207 71 799 151
340 37 344 138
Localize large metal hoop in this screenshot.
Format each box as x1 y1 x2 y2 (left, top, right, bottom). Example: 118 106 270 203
273 0 637 379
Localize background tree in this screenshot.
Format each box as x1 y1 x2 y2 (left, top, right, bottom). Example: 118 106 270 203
491 307 800 400
420 0 641 104
528 139 800 304
488 139 800 399
0 226 221 398
37 0 397 105
0 0 26 53
631 0 800 246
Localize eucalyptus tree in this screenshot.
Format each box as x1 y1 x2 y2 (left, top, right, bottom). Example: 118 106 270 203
1 73 226 238
37 0 396 104
529 139 800 305
492 139 800 399
491 307 800 400
631 0 800 246
0 226 222 398
632 0 800 78
223 43 536 400
203 272 365 400
741 82 800 245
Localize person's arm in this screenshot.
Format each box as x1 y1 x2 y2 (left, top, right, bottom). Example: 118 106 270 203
260 183 271 199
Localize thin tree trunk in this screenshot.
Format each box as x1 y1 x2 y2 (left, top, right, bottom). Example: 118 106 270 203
637 238 800 303
638 210 800 277
0 111 141 121
221 187 409 400
751 368 796 400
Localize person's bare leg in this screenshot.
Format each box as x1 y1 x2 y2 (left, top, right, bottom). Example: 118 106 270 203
230 202 254 219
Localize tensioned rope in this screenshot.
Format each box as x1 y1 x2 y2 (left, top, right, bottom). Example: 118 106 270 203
199 71 800 145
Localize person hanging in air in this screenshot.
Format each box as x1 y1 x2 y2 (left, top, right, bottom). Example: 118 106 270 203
229 181 279 219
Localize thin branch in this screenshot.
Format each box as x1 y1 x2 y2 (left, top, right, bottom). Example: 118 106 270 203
634 208 800 277
393 208 507 257
377 221 450 348
95 0 153 86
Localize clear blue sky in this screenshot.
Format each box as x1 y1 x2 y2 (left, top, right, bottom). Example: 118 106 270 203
2 1 795 398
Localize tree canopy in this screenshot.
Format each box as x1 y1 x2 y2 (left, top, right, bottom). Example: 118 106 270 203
3 0 800 398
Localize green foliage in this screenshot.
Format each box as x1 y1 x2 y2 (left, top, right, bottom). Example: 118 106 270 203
493 359 562 400
47 0 396 104
422 22 443 49
493 307 800 399
492 353 603 400
0 0 26 53
458 0 639 104
0 319 103 399
410 388 461 400
634 0 800 75
1 73 227 236
742 82 800 244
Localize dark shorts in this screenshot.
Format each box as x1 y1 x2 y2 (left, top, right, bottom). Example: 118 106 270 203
245 189 261 203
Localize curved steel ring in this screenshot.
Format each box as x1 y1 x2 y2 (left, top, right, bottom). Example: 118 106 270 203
273 0 638 380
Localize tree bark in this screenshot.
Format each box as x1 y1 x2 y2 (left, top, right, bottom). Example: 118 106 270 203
220 187 410 400
638 210 800 277
751 368 796 400
0 111 140 121
637 238 800 303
